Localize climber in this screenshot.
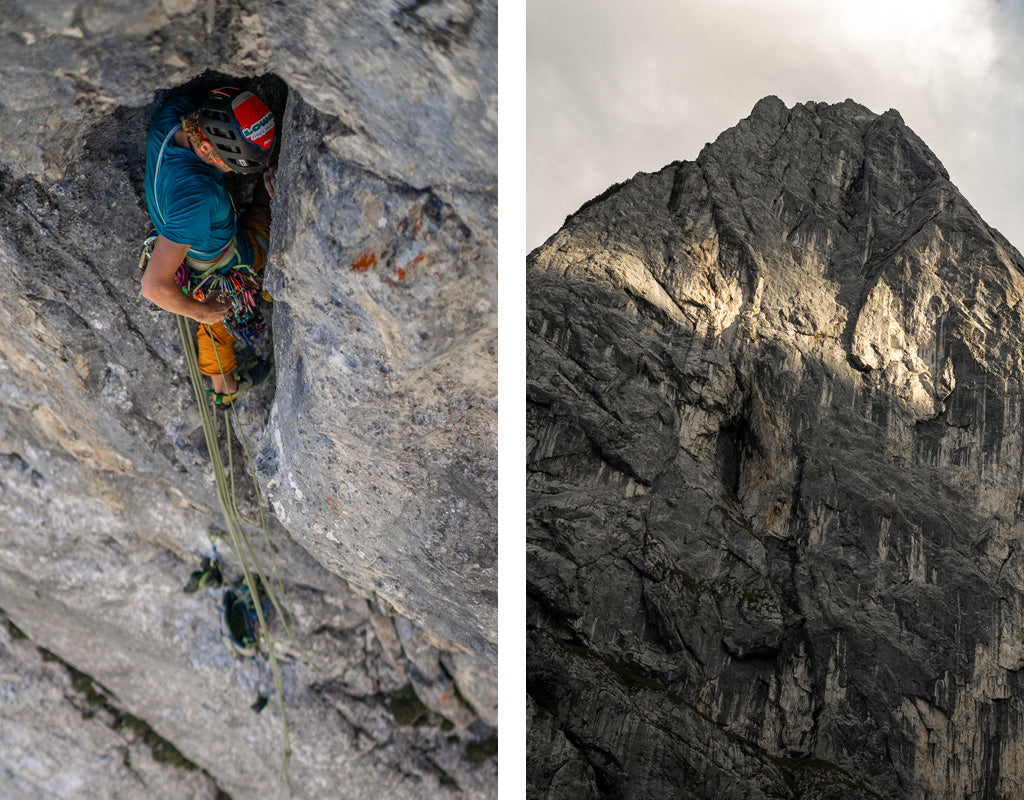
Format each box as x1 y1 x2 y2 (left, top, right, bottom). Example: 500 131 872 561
141 85 278 404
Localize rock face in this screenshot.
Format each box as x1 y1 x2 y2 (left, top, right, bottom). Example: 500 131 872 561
527 96 1024 798
0 1 496 798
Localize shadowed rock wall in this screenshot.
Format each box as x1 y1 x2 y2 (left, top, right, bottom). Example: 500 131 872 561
528 96 1024 798
0 1 496 797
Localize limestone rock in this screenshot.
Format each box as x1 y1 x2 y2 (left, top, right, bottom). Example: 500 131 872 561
443 650 498 728
527 96 1024 798
0 613 225 800
0 0 496 797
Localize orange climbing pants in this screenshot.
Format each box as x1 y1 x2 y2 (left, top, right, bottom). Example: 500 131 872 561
196 203 271 377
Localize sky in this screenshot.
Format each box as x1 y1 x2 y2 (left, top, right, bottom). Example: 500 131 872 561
527 0 1024 252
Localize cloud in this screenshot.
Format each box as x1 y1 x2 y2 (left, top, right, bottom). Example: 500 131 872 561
528 0 1024 251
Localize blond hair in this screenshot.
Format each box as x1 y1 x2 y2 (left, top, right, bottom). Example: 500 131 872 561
180 110 206 149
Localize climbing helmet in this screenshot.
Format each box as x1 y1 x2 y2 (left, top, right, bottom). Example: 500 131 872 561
197 86 276 174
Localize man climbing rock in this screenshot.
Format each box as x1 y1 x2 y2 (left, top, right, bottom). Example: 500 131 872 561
141 85 277 404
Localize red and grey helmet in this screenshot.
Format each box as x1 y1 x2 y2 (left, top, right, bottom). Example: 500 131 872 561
197 86 276 174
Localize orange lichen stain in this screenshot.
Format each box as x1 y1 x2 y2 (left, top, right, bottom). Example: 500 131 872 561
413 254 425 264
413 217 425 235
395 267 406 280
350 251 378 272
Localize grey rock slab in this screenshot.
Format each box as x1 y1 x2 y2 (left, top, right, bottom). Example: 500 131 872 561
0 612 225 800
262 92 497 662
0 0 496 796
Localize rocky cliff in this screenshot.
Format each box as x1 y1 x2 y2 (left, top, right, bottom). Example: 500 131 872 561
0 1 496 798
527 96 1024 798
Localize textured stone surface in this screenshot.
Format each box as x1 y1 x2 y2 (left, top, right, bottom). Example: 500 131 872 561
527 96 1024 798
0 613 226 799
264 92 497 659
0 0 496 797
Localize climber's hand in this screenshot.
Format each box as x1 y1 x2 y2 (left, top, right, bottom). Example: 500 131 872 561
195 298 231 325
264 166 277 200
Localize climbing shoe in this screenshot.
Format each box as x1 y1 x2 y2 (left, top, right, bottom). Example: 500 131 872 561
205 358 272 407
235 357 272 390
206 388 240 406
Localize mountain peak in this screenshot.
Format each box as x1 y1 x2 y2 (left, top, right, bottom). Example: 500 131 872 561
707 96 946 187
528 95 1024 798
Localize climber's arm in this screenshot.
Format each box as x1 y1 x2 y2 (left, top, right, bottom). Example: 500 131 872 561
141 235 230 324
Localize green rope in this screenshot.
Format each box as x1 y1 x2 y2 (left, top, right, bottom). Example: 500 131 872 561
207 336 316 668
177 315 295 790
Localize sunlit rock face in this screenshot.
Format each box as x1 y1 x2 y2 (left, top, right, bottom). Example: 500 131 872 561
0 1 496 798
527 95 1024 799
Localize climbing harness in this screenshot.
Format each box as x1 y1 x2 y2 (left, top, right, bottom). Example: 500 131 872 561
138 230 266 349
138 229 267 345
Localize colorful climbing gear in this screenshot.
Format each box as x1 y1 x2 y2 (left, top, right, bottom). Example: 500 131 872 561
138 226 267 346
175 258 266 345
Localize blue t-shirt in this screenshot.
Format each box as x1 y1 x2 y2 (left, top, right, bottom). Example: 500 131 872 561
143 96 254 268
